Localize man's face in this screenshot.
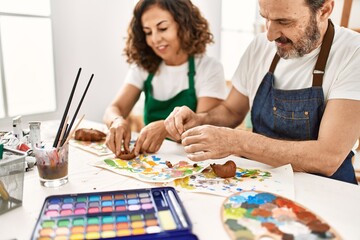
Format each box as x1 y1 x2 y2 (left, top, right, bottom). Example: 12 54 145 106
259 0 321 59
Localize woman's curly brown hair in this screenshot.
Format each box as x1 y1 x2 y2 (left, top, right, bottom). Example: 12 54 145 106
124 0 214 73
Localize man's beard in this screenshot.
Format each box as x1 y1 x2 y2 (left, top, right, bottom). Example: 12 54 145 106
276 15 321 59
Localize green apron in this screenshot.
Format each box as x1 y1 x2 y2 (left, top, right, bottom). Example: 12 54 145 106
143 56 197 125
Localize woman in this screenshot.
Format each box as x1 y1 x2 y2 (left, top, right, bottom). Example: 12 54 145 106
104 0 227 157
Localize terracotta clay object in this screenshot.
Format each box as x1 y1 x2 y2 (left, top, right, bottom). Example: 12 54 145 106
210 160 236 178
166 161 173 168
74 128 106 142
117 149 136 160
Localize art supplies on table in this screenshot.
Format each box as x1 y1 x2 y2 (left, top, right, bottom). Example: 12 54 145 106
222 191 341 240
31 187 197 240
0 147 26 215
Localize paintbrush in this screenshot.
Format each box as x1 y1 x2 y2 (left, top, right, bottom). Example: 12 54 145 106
53 68 82 147
61 74 94 147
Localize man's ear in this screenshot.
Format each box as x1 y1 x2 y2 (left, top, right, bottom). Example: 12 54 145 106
319 0 334 20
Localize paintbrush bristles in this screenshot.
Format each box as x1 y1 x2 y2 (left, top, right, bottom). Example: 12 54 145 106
57 116 69 149
62 114 85 147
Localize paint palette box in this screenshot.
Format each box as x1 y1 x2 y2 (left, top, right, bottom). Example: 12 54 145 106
0 148 26 215
31 187 198 240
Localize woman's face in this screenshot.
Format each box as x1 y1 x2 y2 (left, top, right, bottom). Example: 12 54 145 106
141 5 187 65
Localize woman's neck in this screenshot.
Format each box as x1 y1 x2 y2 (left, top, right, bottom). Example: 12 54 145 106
164 52 188 66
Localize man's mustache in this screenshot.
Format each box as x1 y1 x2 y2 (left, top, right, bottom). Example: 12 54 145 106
275 36 292 44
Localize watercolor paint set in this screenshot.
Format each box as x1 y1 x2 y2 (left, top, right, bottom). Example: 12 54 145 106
31 187 197 240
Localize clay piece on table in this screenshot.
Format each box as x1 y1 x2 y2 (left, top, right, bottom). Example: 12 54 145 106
117 149 136 160
74 128 106 142
210 160 236 178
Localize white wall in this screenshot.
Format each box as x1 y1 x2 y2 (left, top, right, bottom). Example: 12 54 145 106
50 0 133 124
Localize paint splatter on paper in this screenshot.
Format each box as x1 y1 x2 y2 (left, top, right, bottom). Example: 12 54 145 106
94 154 209 183
70 139 113 156
163 164 295 199
222 191 340 240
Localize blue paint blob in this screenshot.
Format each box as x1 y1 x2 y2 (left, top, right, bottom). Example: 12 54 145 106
152 156 161 161
247 192 276 204
229 195 247 204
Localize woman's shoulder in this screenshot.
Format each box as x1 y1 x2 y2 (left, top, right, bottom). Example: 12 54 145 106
194 54 223 69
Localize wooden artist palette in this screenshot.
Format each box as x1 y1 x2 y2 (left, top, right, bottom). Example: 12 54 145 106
31 187 197 240
221 191 341 240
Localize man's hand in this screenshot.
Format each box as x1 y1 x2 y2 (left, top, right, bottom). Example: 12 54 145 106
181 125 236 161
164 106 200 141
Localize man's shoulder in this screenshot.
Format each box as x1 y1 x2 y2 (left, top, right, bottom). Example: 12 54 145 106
334 25 360 49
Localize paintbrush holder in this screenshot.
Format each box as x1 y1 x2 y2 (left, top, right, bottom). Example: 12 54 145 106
34 143 69 188
0 148 26 215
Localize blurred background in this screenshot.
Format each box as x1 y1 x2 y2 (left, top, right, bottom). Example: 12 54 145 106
0 0 359 130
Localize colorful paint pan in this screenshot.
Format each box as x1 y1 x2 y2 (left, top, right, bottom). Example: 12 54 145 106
222 191 341 240
31 187 198 240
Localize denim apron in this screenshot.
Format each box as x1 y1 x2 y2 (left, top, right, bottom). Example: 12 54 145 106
143 56 197 125
251 20 357 184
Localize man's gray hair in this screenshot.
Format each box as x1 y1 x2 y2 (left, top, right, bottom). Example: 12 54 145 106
306 0 325 13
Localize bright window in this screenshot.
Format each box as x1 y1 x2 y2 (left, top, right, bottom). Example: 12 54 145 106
0 0 55 118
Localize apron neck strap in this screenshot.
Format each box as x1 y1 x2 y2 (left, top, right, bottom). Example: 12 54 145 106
312 19 334 87
269 54 280 73
268 19 335 87
188 55 196 89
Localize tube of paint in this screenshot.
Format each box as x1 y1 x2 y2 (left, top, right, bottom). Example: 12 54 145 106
13 116 23 140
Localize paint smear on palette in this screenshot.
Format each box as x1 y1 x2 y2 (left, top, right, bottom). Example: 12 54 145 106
166 164 295 199
222 191 341 240
93 153 209 183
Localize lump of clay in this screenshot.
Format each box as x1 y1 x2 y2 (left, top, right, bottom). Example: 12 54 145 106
74 128 106 142
210 160 236 178
117 149 136 160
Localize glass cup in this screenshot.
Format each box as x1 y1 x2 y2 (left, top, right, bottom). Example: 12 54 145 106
34 143 69 187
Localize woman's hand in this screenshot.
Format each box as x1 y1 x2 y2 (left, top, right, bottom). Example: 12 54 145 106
134 120 168 155
105 117 132 156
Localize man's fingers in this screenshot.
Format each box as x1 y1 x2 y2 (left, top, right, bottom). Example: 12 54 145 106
187 151 211 161
166 114 180 140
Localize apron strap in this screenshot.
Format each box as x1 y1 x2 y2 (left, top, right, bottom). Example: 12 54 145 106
188 55 196 90
312 19 335 87
269 53 280 73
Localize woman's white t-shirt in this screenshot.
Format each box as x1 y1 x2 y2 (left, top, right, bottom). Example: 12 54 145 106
125 54 227 101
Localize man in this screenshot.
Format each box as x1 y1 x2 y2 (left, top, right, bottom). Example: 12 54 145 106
164 0 360 184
